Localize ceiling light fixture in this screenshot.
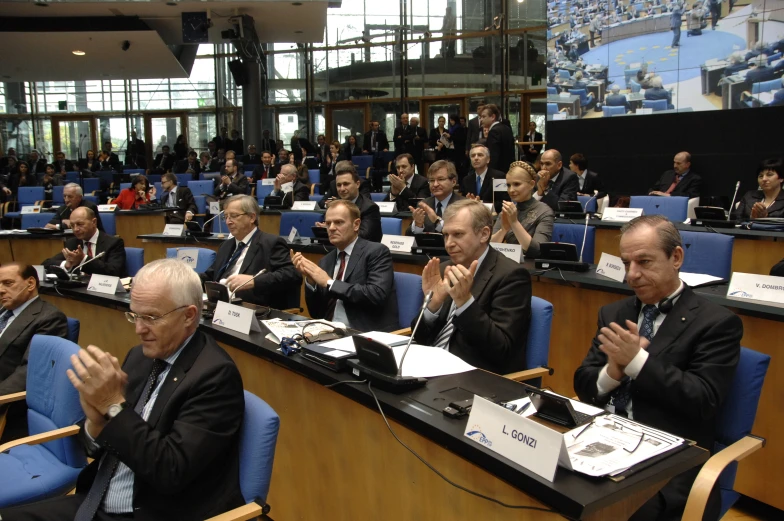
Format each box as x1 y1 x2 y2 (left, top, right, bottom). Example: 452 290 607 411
72 50 86 56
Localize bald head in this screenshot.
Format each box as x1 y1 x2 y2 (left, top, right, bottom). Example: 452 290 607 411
70 206 98 240
540 149 563 176
673 152 691 175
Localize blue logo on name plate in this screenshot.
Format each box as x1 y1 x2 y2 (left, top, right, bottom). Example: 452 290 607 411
213 318 225 326
181 256 195 263
729 290 753 298
466 425 493 447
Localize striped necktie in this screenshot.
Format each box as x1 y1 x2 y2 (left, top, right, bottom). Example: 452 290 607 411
433 302 457 350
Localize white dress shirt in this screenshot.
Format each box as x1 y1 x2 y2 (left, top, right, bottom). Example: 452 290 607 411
411 192 453 234
0 296 39 340
224 228 257 280
60 229 100 270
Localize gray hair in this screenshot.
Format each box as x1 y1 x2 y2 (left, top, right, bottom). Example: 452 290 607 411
610 84 621 94
729 51 743 64
224 194 259 220
64 183 83 196
443 199 493 236
280 164 297 179
133 259 203 309
650 76 664 88
620 215 682 258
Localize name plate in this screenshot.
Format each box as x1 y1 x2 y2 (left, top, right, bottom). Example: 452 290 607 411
209 201 221 215
377 201 397 214
493 179 508 192
381 234 415 253
490 242 523 263
261 178 276 185
637 108 653 115
162 224 185 236
87 274 126 295
291 201 317 211
551 113 566 121
212 301 263 335
287 226 299 243
601 207 643 222
98 204 117 212
728 272 784 304
176 248 200 268
21 205 41 214
559 92 571 98
464 396 564 482
596 252 625 282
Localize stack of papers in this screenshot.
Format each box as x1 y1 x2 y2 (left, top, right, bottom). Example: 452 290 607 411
261 318 346 343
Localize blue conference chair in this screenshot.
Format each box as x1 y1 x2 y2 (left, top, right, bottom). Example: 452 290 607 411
66 317 80 343
52 185 65 205
370 193 386 202
558 69 571 80
308 195 321 202
205 391 279 520
0 335 87 508
630 79 642 94
65 172 79 184
630 195 689 222
683 348 770 519
547 103 559 115
577 195 598 213
82 195 99 205
146 174 162 184
547 86 558 95
82 177 101 194
119 183 132 191
175 174 191 186
381 217 402 236
679 231 734 280
20 213 52 230
256 181 274 203
125 247 144 277
4 186 45 220
504 297 553 387
767 52 782 65
602 105 626 117
188 180 214 196
99 212 116 235
308 170 320 194
166 247 217 274
393 272 423 332
279 211 322 238
751 79 780 94
642 99 668 112
570 88 593 111
552 222 596 263
352 155 373 177
624 67 641 89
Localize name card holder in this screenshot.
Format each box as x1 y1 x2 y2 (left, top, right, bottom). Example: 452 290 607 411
87 274 126 295
728 272 784 304
377 201 397 214
381 234 416 253
490 242 523 263
209 201 221 215
601 207 643 222
287 226 300 243
291 201 318 211
212 301 263 335
176 248 200 268
596 252 625 282
21 205 41 214
162 224 185 236
493 179 508 192
98 204 118 212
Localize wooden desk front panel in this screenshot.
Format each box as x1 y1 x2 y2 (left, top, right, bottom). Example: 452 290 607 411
116 214 166 249
9 237 65 266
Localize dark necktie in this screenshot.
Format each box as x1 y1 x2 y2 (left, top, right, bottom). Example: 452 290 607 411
325 251 347 321
74 359 168 521
371 133 376 150
436 202 443 218
216 241 247 279
611 305 660 416
85 242 93 259
0 309 12 336
476 176 482 196
433 302 457 349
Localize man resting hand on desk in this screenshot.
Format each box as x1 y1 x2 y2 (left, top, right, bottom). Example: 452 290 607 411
574 215 742 521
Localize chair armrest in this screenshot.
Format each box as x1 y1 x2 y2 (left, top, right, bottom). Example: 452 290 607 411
682 435 766 521
35 199 47 207
504 367 552 382
390 327 411 336
0 424 81 453
90 190 101 196
0 391 26 406
204 502 263 521
366 166 373 179
310 184 316 195
2 200 17 215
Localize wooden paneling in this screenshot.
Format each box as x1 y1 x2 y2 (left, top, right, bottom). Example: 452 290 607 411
115 213 167 249
9 237 66 266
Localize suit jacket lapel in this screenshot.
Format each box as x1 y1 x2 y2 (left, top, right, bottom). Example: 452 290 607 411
470 248 497 301
0 299 41 359
342 239 366 281
646 288 698 357
238 230 261 274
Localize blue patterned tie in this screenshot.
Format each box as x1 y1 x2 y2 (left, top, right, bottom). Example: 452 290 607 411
611 304 659 416
0 309 12 335
476 176 482 196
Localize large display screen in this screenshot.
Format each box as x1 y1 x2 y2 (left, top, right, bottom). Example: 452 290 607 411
546 0 784 120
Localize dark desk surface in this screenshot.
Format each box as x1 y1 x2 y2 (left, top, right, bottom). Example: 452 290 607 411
39 283 709 520
554 217 784 241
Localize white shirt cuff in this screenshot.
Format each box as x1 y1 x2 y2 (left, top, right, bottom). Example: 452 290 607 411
624 348 649 379
389 193 397 201
422 305 442 324
533 192 543 201
596 364 622 396
83 420 101 450
453 296 475 316
60 260 67 270
411 223 424 234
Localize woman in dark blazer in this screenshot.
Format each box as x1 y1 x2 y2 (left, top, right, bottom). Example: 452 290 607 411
78 150 100 172
173 134 189 161
343 135 363 160
734 158 784 220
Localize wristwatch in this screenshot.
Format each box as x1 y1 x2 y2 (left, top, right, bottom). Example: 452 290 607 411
104 402 129 421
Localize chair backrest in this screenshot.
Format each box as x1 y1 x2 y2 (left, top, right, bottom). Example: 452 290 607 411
558 69 571 79
188 180 214 196
18 186 45 205
714 347 770 517
100 212 116 235
381 217 402 236
166 247 217 274
767 52 781 64
629 195 689 221
752 79 780 94
308 194 321 202
552 222 596 263
175 173 191 186
370 193 386 202
52 185 65 204
570 88 588 104
256 181 274 202
308 169 320 187
526 297 553 387
352 155 373 174
82 178 101 193
577 194 598 213
547 103 559 115
20 212 52 229
602 105 626 117
679 230 734 279
66 317 80 343
82 195 99 205
26 335 87 469
279 211 323 238
642 99 668 111
120 183 132 191
125 247 144 277
239 391 280 505
394 272 423 329
65 172 79 184
547 86 558 95
147 174 162 184
193 195 207 214
630 79 642 93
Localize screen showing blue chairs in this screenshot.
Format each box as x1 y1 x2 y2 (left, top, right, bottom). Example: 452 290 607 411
381 217 402 236
602 105 626 117
642 99 668 112
552 223 596 263
679 231 734 279
630 196 689 222
279 212 323 238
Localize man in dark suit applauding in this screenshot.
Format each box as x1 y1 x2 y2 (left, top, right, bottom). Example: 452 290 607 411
292 200 399 332
575 215 741 521
160 172 197 224
45 183 104 231
481 104 515 174
201 195 301 309
384 153 431 211
0 259 246 520
534 149 580 211
408 160 465 234
649 151 701 198
412 199 531 373
42 207 127 277
319 161 381 242
269 164 310 209
214 159 249 200
0 262 68 442
461 144 507 212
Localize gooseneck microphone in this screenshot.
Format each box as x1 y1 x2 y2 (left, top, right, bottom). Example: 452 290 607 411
397 291 433 377
69 251 106 275
728 181 741 220
229 268 266 300
200 210 224 232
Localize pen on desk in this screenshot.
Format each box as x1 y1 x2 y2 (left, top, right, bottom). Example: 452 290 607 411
517 402 531 415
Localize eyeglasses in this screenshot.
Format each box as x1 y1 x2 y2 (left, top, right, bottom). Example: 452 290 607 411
428 177 451 185
125 305 188 326
223 212 247 221
571 416 645 453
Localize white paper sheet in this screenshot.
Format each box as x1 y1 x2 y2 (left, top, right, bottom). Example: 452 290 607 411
391 344 475 378
320 331 410 353
679 271 724 287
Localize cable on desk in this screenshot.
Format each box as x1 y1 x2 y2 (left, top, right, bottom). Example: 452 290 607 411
556 267 577 287
325 379 367 389
366 381 571 517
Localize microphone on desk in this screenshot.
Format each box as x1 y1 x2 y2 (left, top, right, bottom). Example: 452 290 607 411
229 269 266 300
69 251 106 275
728 181 741 220
397 290 433 377
187 210 224 238
579 213 591 264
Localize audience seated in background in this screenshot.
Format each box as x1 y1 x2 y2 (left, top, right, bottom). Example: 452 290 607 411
636 63 655 90
318 141 345 195
605 84 632 113
491 161 554 260
363 121 390 155
160 172 197 224
251 151 277 182
293 200 399 332
649 151 701 198
200 151 218 173
52 151 73 174
318 162 381 242
570 153 607 199
462 144 506 212
223 150 244 176
214 159 249 200
201 195 301 309
534 149 580 212
41 165 63 200
243 144 261 166
115 174 156 210
413 199 532 374
575 215 742 521
45 183 104 231
269 164 310 209
152 145 176 173
384 153 431 211
734 158 784 220
409 160 466 235
175 150 201 177
42 207 127 277
644 76 674 109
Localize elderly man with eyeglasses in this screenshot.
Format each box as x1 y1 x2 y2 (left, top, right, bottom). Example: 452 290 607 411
0 259 246 520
